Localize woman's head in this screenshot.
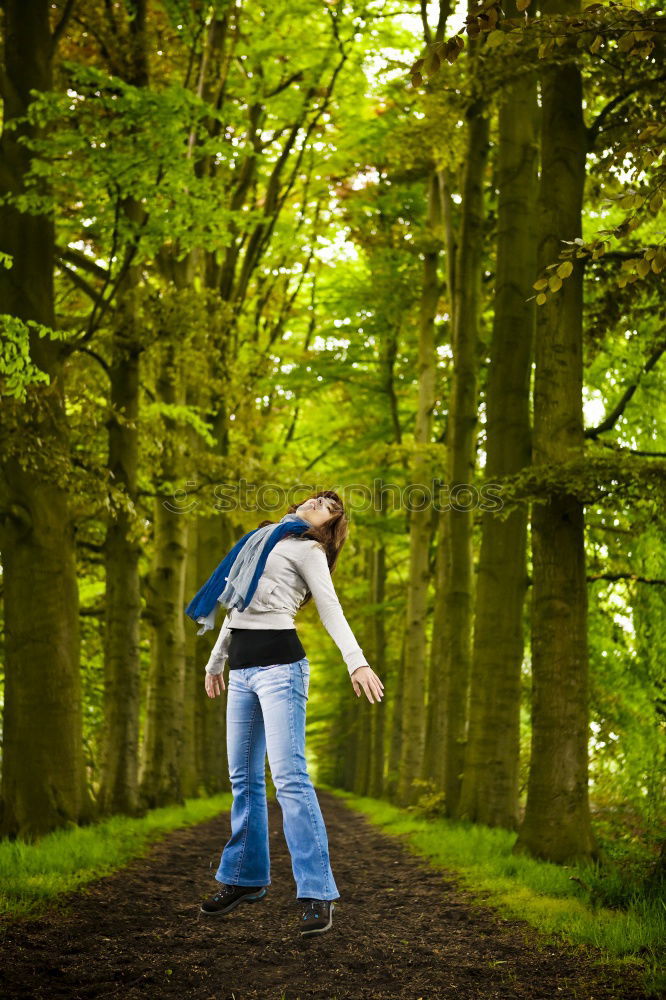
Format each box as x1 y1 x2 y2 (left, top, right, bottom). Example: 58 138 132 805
255 489 348 584
290 490 348 570
294 494 342 530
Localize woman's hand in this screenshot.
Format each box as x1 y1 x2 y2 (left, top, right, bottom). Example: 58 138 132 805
350 665 384 703
205 671 226 698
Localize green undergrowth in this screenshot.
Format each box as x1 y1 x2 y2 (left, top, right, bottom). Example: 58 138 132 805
1 786 662 996
0 793 232 925
324 785 665 998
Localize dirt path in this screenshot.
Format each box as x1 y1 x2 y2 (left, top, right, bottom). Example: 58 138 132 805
0 789 653 999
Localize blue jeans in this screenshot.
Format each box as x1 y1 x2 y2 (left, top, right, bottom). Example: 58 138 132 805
216 657 340 901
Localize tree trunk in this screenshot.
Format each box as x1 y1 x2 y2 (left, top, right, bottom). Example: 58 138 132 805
181 417 203 799
513 0 598 863
443 85 490 818
368 485 387 799
457 25 537 828
396 169 441 806
386 627 406 800
96 0 148 820
353 545 374 794
97 305 143 816
423 498 452 792
195 497 234 796
0 0 93 838
342 692 359 790
140 339 189 808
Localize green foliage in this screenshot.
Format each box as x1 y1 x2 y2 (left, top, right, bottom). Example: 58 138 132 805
405 778 448 820
0 315 70 401
3 62 238 260
581 829 665 911
489 453 666 527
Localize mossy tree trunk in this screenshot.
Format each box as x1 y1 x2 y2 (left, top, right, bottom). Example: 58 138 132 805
98 289 143 816
386 628 407 800
368 484 387 799
423 166 456 796
423 500 452 792
353 545 374 794
97 0 147 819
396 168 441 806
140 336 189 808
194 496 235 796
0 0 94 838
457 16 537 828
513 0 598 864
182 501 234 801
443 79 490 817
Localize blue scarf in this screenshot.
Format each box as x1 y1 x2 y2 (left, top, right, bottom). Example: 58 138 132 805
184 512 312 634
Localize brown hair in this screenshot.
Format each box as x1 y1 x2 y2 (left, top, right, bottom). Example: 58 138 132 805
256 490 348 608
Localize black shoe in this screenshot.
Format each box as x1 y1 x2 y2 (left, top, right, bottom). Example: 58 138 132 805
299 898 335 936
200 882 268 915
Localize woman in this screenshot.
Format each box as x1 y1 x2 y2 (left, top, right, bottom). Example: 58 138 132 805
192 491 384 937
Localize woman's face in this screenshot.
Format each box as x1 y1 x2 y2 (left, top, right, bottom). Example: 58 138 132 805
295 495 339 528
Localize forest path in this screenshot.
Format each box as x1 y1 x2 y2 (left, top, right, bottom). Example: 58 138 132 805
0 789 651 999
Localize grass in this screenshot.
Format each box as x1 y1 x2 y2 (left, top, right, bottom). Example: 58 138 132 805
323 784 665 997
0 792 232 923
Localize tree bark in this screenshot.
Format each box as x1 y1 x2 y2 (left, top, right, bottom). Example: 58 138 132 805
513 0 598 863
396 169 441 806
423 497 452 791
140 337 189 808
352 545 374 794
193 504 234 796
457 20 538 828
386 628 407 801
0 0 94 838
443 83 490 818
188 402 235 795
97 0 148 819
368 483 387 799
97 304 143 816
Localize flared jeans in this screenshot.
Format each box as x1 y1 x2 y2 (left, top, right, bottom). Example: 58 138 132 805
216 657 341 901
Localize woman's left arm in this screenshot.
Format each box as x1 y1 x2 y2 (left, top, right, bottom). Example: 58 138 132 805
298 544 384 703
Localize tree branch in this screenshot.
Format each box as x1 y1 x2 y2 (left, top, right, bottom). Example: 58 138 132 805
56 245 110 281
76 345 111 374
55 258 110 308
585 341 665 438
586 73 666 150
51 0 77 52
587 572 666 586
593 439 666 458
420 0 432 45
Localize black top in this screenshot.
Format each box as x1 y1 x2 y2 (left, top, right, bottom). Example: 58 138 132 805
227 628 306 669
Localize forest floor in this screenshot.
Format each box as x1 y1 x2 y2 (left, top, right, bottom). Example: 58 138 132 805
0 788 656 1000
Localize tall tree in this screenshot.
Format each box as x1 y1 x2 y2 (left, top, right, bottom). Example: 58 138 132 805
457 1 538 828
513 0 598 863
140 324 189 808
442 35 490 818
367 481 388 799
0 0 94 837
424 174 455 793
97 0 148 818
396 166 441 805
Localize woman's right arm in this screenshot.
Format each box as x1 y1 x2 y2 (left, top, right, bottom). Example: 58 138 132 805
297 543 384 703
203 613 231 696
